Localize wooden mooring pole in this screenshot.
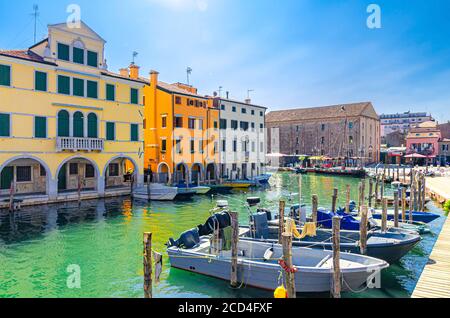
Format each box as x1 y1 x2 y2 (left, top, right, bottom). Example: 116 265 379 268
230 211 239 288
9 181 15 212
278 200 285 244
332 216 341 298
359 206 368 255
374 175 379 203
143 232 153 298
358 182 363 212
368 179 373 208
345 185 350 214
281 232 296 298
312 195 318 225
147 164 151 202
394 190 399 228
331 188 338 213
381 198 388 232
401 187 407 223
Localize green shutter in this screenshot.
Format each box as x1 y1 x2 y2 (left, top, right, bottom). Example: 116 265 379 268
73 112 84 137
58 75 70 95
57 110 70 137
106 84 115 101
34 116 47 138
0 166 13 190
88 113 98 138
73 47 84 64
73 78 84 97
87 51 98 67
57 43 70 61
87 80 98 98
0 113 10 137
0 64 11 86
35 71 47 91
130 124 138 141
130 88 138 104
106 122 115 141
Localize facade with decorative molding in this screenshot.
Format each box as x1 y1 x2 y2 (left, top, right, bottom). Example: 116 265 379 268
0 21 144 205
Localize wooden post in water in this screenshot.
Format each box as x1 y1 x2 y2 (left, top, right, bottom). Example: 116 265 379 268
345 185 351 214
375 175 379 202
298 175 302 212
230 211 239 288
422 174 427 211
278 200 285 244
359 206 368 255
332 216 341 298
143 232 153 298
368 179 373 208
393 190 399 228
331 188 338 213
401 187 407 223
312 195 318 225
381 174 385 202
361 181 366 208
403 167 406 183
381 198 388 232
8 181 15 212
417 176 422 212
77 175 82 205
147 164 151 202
282 232 296 298
357 182 363 212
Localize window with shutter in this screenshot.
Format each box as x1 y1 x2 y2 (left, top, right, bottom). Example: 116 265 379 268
87 51 98 67
130 124 139 141
106 84 115 101
73 112 84 137
87 80 98 98
85 164 95 178
0 113 10 137
73 47 84 64
57 43 70 61
57 110 70 137
16 166 32 182
73 78 84 97
57 75 70 95
106 122 115 141
0 64 11 86
35 71 47 92
130 88 138 104
87 113 98 138
34 116 47 138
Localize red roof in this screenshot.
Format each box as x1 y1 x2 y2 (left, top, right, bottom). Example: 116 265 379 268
0 49 57 66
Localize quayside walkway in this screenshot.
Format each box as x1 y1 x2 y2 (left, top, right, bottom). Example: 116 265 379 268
412 176 450 298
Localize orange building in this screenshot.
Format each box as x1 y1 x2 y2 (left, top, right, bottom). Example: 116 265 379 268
143 71 220 185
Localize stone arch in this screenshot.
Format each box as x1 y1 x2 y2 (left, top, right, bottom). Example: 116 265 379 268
206 163 218 182
0 155 52 196
55 155 101 193
157 162 171 184
175 162 189 185
103 155 140 190
191 163 204 184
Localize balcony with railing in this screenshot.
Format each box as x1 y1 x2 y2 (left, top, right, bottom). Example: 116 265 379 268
57 137 104 152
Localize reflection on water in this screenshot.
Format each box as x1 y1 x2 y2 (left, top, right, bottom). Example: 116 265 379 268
0 173 446 298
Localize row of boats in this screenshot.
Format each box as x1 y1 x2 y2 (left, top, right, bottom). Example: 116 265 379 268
167 197 441 294
132 174 272 201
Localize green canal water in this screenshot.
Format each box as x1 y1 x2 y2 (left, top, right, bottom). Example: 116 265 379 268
0 173 446 298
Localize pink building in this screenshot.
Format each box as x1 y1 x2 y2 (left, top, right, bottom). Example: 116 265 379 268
406 121 441 161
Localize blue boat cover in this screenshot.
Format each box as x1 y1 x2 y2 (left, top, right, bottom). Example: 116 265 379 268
317 208 361 231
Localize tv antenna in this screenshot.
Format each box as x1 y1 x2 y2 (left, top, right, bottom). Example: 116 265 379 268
132 51 138 64
247 89 254 99
186 67 192 85
31 4 39 43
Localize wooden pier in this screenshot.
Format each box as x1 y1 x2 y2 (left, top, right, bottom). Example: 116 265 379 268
412 216 450 298
412 175 450 298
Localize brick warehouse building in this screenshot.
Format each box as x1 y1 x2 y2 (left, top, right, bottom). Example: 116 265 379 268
266 102 380 166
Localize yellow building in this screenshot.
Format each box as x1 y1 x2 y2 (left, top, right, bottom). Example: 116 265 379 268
0 21 144 205
143 71 220 185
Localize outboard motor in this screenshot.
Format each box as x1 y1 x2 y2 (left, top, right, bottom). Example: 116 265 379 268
257 208 272 221
168 228 200 249
197 211 231 236
247 197 261 207
290 204 307 223
251 212 269 239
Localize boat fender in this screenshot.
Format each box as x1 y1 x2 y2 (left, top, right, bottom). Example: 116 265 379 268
263 247 274 261
274 286 287 298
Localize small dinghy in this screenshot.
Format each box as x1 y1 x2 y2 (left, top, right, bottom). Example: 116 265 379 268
168 235 389 293
133 184 178 201
251 174 272 185
369 210 440 224
177 183 211 195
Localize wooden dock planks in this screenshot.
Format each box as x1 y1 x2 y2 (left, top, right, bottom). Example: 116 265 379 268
412 215 450 298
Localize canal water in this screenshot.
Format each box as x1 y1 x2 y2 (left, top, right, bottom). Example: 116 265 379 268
0 173 446 298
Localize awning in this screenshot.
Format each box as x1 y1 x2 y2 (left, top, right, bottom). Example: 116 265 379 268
404 153 427 158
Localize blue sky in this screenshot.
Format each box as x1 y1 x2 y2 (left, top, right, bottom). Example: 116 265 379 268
1 0 449 121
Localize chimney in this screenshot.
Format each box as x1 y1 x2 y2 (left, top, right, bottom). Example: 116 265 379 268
150 70 159 88
119 68 129 77
129 63 140 79
245 98 251 104
226 91 229 99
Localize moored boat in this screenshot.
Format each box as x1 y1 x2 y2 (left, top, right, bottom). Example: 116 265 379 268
221 180 254 189
133 184 178 201
168 235 389 293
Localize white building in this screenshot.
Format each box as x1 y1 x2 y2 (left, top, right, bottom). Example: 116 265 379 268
213 97 267 180
380 112 434 136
